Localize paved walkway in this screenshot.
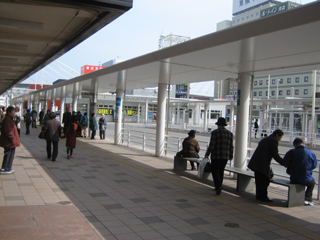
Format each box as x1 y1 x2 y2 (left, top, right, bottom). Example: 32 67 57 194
0 124 320 239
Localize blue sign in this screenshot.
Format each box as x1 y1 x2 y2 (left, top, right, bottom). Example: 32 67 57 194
237 90 241 106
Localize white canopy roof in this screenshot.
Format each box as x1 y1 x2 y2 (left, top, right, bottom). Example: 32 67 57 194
13 1 320 102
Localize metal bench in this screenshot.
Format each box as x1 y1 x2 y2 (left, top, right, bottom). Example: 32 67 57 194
224 166 305 207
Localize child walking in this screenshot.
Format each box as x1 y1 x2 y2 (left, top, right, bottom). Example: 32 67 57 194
61 123 78 159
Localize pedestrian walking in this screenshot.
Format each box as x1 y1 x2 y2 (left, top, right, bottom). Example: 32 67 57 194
89 113 98 139
31 109 37 128
62 108 71 134
248 129 284 202
45 112 62 161
80 113 88 138
61 123 78 159
205 117 233 195
99 114 107 139
39 109 44 126
254 119 259 139
24 109 32 135
283 138 317 206
0 106 20 174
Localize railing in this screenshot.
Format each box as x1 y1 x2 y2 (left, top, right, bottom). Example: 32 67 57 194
127 129 156 152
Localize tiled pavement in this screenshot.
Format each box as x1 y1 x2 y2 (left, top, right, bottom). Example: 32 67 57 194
0 125 320 239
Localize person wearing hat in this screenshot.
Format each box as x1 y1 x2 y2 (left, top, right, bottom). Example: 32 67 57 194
205 117 233 195
176 130 200 170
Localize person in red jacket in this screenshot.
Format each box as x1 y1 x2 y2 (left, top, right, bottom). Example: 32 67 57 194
0 106 21 174
61 123 78 159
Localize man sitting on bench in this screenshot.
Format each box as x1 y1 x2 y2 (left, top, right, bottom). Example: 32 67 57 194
283 138 318 206
176 130 200 170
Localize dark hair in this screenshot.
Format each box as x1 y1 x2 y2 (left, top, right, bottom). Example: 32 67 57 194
27 109 30 113
47 109 51 113
91 113 95 117
272 129 284 137
6 106 15 114
84 112 87 116
293 138 303 146
2 107 6 111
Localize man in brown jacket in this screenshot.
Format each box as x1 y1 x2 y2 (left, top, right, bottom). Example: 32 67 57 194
45 112 62 161
0 106 20 174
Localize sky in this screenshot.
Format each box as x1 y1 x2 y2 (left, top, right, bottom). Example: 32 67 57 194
24 0 316 96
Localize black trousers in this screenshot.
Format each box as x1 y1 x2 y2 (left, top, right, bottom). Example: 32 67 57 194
91 130 96 139
254 171 270 200
67 148 73 156
17 128 20 137
26 122 31 134
211 159 228 190
32 119 37 128
100 130 105 139
291 179 315 201
1 148 15 170
190 161 199 170
46 140 58 160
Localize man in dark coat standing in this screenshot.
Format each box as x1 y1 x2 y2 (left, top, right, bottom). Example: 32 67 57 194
31 109 37 128
45 112 62 161
39 109 44 125
248 129 284 202
205 117 233 195
62 108 71 134
0 106 20 174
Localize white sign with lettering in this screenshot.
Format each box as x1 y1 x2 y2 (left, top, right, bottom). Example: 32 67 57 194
233 0 271 15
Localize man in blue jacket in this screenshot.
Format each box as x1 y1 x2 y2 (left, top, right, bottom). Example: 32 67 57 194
283 138 317 206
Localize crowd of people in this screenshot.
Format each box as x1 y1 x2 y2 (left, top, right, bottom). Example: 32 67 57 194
0 106 108 171
177 117 318 205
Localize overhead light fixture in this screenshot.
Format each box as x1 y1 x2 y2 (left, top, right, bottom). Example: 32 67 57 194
0 57 18 63
0 18 43 31
0 42 28 52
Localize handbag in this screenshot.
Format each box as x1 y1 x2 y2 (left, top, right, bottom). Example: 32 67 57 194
269 167 274 180
38 127 46 139
204 162 212 172
197 158 210 179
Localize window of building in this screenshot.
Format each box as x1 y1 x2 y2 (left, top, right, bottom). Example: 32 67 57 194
271 91 275 96
233 20 235 24
234 83 237 88
254 92 257 96
234 91 237 96
237 19 240 23
287 90 291 95
259 91 262 96
295 77 300 83
304 89 308 94
210 110 221 119
266 80 269 85
304 76 309 82
242 17 244 21
287 78 291 83
253 105 256 109
247 16 249 19
230 91 233 95
259 80 262 85
279 90 283 96
272 79 275 84
279 79 283 84
254 81 257 86
266 91 268 96
256 12 259 16
189 109 192 118
251 14 254 18
295 89 299 95
230 84 233 89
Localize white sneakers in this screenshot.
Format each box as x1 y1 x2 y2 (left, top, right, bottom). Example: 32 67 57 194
304 201 314 206
0 169 14 174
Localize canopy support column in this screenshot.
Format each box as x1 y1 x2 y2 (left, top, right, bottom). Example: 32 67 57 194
72 83 79 112
234 74 251 170
60 86 66 125
204 103 208 131
114 71 125 145
155 61 170 157
230 104 234 133
51 89 55 111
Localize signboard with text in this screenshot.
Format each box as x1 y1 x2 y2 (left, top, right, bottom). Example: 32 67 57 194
260 1 301 18
81 65 105 75
233 0 270 15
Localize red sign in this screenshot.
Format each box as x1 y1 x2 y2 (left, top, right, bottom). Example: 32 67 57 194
81 65 105 75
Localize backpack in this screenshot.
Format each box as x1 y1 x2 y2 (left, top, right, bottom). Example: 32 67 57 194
81 117 87 127
25 113 31 123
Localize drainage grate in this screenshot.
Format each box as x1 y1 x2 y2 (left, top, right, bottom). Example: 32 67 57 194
225 223 239 228
176 199 188 202
57 201 72 205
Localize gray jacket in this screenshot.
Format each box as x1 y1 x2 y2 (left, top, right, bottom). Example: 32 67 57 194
45 118 62 142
